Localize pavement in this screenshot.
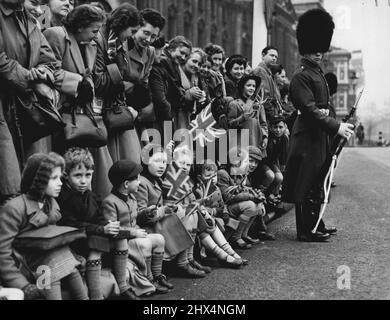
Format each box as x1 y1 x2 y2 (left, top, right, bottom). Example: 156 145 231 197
148 147 390 300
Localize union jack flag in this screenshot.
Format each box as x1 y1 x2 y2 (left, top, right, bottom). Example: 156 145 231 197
161 163 193 201
189 103 226 147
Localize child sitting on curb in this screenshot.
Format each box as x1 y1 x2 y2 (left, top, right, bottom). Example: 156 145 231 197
103 160 170 295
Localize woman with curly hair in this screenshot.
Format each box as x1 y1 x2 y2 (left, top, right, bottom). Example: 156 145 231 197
224 54 247 99
43 5 112 199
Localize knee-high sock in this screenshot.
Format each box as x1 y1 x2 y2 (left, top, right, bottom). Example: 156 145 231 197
66 270 89 300
112 250 130 293
231 221 247 242
43 280 62 300
187 244 195 262
242 216 256 238
151 251 164 278
175 249 189 268
201 235 236 263
86 259 103 300
187 232 197 261
258 215 268 233
211 228 241 259
145 255 153 281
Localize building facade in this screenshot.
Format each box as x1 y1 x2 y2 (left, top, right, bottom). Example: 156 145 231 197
107 0 254 60
323 47 352 119
266 0 299 78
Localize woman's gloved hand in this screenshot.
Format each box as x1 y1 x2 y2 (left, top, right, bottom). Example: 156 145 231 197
77 78 94 105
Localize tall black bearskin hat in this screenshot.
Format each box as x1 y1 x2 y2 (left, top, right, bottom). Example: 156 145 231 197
21 153 65 201
297 9 335 55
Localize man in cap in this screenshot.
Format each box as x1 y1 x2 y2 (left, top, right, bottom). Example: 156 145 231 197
282 9 354 242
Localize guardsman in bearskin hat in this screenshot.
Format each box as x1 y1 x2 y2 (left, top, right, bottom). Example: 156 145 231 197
282 9 354 242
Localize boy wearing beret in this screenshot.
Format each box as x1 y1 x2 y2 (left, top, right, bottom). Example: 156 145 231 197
104 160 170 295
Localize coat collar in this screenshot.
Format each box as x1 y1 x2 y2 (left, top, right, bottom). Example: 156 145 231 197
301 57 324 73
65 28 97 75
112 189 138 203
0 4 37 38
128 42 149 65
259 62 272 76
22 194 58 216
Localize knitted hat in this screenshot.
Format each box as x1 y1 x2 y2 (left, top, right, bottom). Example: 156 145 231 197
296 9 335 55
108 160 143 187
21 153 65 201
247 146 263 161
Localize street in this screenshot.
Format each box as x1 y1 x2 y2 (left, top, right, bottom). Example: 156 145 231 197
152 147 390 300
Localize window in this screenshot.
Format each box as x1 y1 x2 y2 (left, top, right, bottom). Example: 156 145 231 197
337 91 348 114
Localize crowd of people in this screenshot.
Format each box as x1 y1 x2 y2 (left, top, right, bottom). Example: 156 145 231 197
0 0 353 300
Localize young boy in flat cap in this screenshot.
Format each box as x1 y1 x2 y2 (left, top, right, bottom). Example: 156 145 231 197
104 160 170 295
246 146 275 241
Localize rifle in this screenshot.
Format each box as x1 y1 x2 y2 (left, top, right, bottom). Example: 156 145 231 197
310 87 364 233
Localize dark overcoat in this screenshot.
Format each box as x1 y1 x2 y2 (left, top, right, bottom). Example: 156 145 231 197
93 26 141 165
282 58 339 203
0 4 56 195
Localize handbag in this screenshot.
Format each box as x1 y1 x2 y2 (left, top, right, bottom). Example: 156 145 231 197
15 88 65 143
63 104 108 148
152 214 194 256
103 96 135 132
14 225 86 251
136 102 156 123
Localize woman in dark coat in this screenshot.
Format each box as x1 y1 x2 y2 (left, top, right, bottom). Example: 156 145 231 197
149 36 191 134
224 54 247 99
282 9 354 242
93 3 142 165
0 0 57 202
124 8 165 138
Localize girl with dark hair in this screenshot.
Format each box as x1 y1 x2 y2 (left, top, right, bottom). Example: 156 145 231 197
44 5 112 199
0 153 88 300
136 145 204 279
226 75 268 156
93 3 142 166
224 54 247 99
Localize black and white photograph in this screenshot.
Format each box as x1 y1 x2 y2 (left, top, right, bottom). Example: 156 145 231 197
0 0 389 307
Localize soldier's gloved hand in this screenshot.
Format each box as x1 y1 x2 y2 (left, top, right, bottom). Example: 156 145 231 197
23 284 45 300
